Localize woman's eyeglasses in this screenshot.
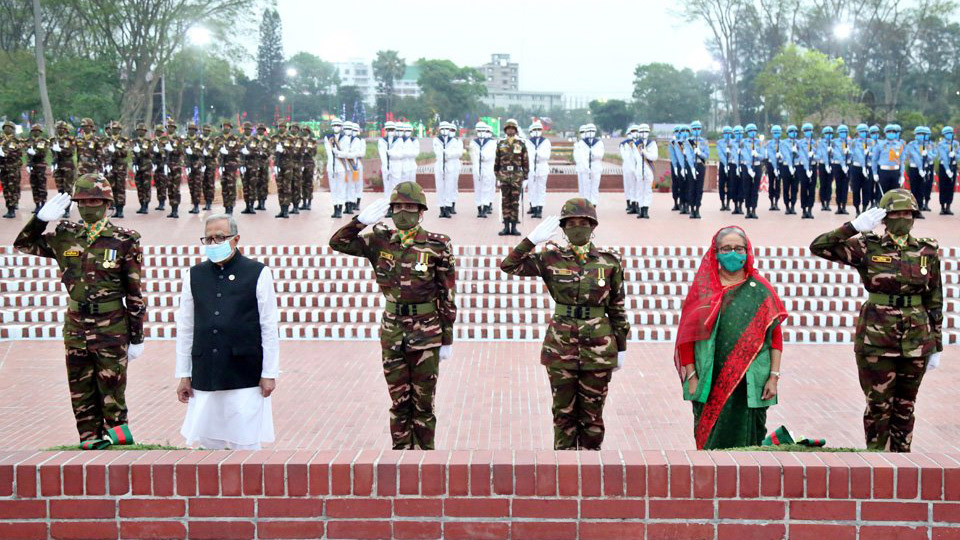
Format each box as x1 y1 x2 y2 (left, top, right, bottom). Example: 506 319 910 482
718 246 747 254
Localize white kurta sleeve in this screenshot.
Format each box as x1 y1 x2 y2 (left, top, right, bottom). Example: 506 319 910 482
257 267 280 378
175 269 195 379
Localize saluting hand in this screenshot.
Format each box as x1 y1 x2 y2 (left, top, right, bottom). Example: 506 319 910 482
527 215 560 245
358 198 390 225
851 207 886 232
36 193 72 222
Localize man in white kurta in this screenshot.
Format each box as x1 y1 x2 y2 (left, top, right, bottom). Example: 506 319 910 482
176 213 280 450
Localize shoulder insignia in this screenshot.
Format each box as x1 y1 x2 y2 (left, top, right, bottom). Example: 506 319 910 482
379 251 395 261
598 246 623 262
426 231 450 244
114 226 141 241
917 237 940 250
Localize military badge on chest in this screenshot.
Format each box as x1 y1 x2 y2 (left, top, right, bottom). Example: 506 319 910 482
102 249 119 269
415 252 430 273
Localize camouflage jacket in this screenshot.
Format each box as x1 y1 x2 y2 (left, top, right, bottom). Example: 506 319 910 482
14 217 146 346
216 134 242 166
500 239 629 370
165 134 184 164
273 133 295 168
131 136 153 168
51 135 76 167
1 134 22 167
494 136 530 181
26 137 48 167
303 137 318 168
329 218 457 345
810 222 943 357
106 135 129 166
184 135 205 167
76 133 102 170
240 134 260 165
150 136 166 167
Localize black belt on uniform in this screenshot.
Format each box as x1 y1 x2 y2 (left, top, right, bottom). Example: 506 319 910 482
554 304 606 319
384 301 436 316
867 293 923 308
67 298 124 315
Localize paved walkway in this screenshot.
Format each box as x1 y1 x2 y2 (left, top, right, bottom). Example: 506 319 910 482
1 340 956 452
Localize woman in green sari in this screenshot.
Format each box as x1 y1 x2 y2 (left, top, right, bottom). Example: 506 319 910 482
675 226 789 450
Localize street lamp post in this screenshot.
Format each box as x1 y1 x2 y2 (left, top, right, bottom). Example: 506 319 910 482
285 67 298 122
187 26 211 125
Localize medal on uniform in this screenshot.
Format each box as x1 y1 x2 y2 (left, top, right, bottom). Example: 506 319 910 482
103 249 117 268
597 268 605 287
921 255 928 275
415 252 429 272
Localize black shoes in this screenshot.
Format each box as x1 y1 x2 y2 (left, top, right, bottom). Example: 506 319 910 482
241 203 256 214
276 205 290 219
136 203 149 215
189 204 200 214
166 205 178 219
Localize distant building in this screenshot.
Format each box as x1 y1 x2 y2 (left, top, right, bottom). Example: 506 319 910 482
481 91 563 112
333 60 421 106
395 65 421 99
478 53 519 92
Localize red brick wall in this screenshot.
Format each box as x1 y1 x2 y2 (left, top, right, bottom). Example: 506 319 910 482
1 449 958 539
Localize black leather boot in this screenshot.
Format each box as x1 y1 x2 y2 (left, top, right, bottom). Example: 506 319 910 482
256 199 265 211
156 200 166 211
189 204 200 214
478 206 486 218
450 202 456 214
510 221 521 236
204 202 212 211
241 202 255 214
276 204 289 218
672 200 680 211
440 207 449 218
498 221 511 236
290 203 300 214
114 205 124 219
3 208 15 219
224 206 233 215
166 205 178 218
137 203 149 214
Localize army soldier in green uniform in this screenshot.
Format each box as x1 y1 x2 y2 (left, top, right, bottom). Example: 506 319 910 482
810 189 942 452
288 123 303 215
273 121 294 218
216 121 241 215
184 123 204 214
201 124 217 211
500 198 629 450
14 175 145 448
255 123 271 210
131 123 153 214
25 124 49 212
301 126 317 210
239 122 258 214
1 120 23 218
51 121 77 214
329 183 457 450
163 120 184 218
104 121 129 218
76 118 102 176
494 118 529 236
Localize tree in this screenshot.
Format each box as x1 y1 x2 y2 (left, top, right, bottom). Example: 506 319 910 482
756 44 861 123
254 7 284 121
416 59 487 124
286 52 340 121
372 50 405 124
588 100 632 134
632 63 712 123
31 0 53 132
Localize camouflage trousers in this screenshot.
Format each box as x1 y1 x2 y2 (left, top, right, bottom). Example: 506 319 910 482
29 165 48 206
108 164 127 206
221 164 240 207
241 164 256 205
256 162 270 202
202 163 217 205
134 167 152 206
153 167 167 204
66 344 129 443
53 164 76 195
856 353 928 452
276 166 293 206
291 165 303 207
187 165 203 205
302 163 315 202
77 162 100 176
0 165 20 209
546 366 613 450
166 164 183 205
499 173 524 221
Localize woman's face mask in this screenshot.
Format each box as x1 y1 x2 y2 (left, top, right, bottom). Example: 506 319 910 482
392 209 420 230
886 132 896 140
78 203 107 224
563 225 594 246
884 216 914 236
717 251 747 272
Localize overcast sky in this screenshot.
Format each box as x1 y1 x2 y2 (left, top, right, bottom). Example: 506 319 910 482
275 0 712 100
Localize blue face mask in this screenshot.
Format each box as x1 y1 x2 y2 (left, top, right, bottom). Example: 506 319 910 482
735 133 743 140
717 251 747 272
772 132 781 139
871 133 879 140
723 133 731 140
205 241 234 263
803 131 812 138
692 129 701 137
788 131 797 139
948 133 954 141
886 132 896 140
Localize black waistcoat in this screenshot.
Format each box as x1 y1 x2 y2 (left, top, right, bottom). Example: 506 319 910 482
189 251 265 391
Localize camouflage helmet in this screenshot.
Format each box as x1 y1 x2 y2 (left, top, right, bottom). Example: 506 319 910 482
222 120 233 129
111 121 123 130
72 173 114 203
135 123 147 131
878 189 921 218
559 197 598 226
2 120 15 130
390 181 428 210
187 122 198 130
30 124 43 132
242 121 252 128
154 124 164 132
80 117 94 127
503 118 519 131
55 120 68 130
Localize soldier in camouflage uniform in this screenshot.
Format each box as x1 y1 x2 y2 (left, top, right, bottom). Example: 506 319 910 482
273 121 294 218
300 126 317 210
104 122 129 218
288 123 303 215
500 198 629 450
25 124 49 211
494 118 529 236
1 120 23 218
150 125 168 212
810 189 942 452
255 123 270 210
51 121 77 210
329 183 457 450
184 123 204 214
201 124 217 211
163 121 184 218
239 122 258 214
131 124 153 214
14 174 145 448
76 118 102 176
216 121 241 215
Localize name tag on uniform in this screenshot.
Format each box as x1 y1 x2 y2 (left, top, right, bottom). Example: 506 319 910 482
553 269 574 275
379 251 394 261
64 250 80 257
513 144 522 154
871 255 893 263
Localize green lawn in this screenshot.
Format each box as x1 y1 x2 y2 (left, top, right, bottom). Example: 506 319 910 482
45 443 183 451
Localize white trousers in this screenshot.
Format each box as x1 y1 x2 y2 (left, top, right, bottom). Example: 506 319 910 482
474 171 495 207
637 167 654 207
622 169 638 202
527 172 549 207
578 169 602 205
329 167 347 205
402 161 416 183
346 163 363 201
435 162 460 207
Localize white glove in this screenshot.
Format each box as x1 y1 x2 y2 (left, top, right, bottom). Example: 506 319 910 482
164 143 173 152
151 164 157 172
164 164 170 175
152 145 160 153
275 143 284 152
133 144 141 153
439 345 452 362
36 193 72 222
927 352 941 372
107 144 116 153
240 166 247 174
185 167 191 175
358 198 391 225
201 166 206 173
26 166 33 174
219 146 228 155
52 143 61 152
241 147 250 155
202 149 209 157
950 151 956 158
948 169 955 179
52 163 58 172
0 147 5 157
615 351 625 371
185 147 193 155
218 167 223 175
27 148 36 156
748 167 756 178
128 342 144 360
104 165 112 174
527 215 561 245
132 165 138 173
842 166 848 175
789 166 795 176
272 166 278 176
851 207 886 232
